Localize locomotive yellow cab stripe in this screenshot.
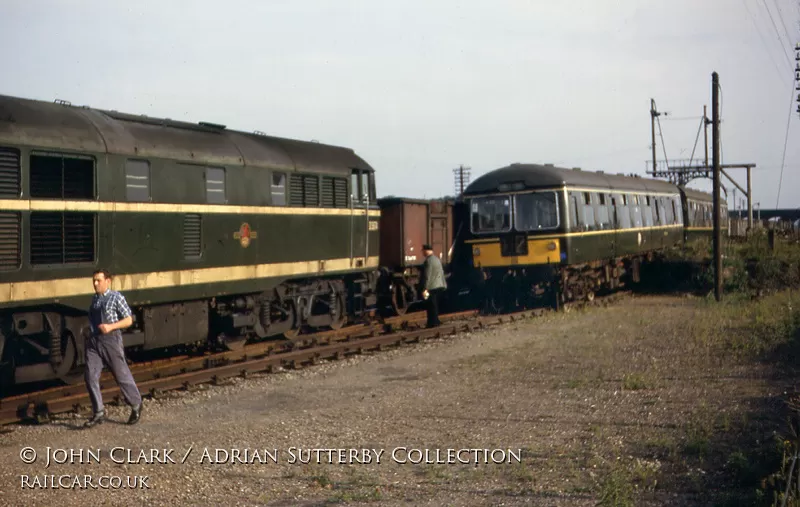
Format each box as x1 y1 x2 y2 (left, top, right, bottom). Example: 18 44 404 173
0 199 382 217
0 256 380 304
465 223 683 243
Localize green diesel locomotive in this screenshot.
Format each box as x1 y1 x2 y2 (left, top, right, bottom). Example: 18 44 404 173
0 94 381 386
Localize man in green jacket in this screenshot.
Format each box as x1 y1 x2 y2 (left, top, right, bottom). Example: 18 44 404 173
420 244 447 327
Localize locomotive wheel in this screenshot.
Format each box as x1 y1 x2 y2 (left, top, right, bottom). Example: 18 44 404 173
391 283 409 316
219 333 248 352
328 293 347 331
282 305 301 338
55 333 82 385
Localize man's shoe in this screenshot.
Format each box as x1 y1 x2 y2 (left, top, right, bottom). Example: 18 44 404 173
127 404 142 425
83 412 105 428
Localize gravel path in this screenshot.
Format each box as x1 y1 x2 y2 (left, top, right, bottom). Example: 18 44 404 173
0 294 783 506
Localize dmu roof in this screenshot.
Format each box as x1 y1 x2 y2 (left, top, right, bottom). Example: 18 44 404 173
0 94 374 175
465 163 679 195
679 186 715 203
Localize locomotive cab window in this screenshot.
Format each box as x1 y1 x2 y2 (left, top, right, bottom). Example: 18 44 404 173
514 192 559 231
30 152 95 199
470 196 511 234
350 169 373 207
271 172 286 206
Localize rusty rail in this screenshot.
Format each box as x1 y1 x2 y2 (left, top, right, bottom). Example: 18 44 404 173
0 309 479 424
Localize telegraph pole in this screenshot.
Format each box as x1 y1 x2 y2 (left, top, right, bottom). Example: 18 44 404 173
650 99 659 173
703 105 709 168
712 72 722 302
453 165 471 197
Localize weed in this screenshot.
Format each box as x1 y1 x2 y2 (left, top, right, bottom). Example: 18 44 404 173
597 464 635 507
622 373 649 391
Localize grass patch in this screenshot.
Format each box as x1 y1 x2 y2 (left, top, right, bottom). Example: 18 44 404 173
596 463 635 507
621 373 650 391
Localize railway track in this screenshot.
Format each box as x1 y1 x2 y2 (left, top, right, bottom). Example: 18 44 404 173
0 292 630 426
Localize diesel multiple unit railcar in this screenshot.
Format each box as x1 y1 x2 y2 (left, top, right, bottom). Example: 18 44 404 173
0 94 383 387
459 163 726 309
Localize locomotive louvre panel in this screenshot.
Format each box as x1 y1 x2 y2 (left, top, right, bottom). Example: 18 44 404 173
321 176 348 208
289 174 303 206
0 147 21 198
289 174 320 207
304 175 319 206
183 214 202 259
29 152 95 199
30 211 95 265
0 212 21 270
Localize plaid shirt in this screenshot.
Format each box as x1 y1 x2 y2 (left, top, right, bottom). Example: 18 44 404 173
89 289 133 338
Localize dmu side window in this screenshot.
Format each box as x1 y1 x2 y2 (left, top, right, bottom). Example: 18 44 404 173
206 167 226 204
514 192 559 231
271 172 286 206
569 194 579 231
125 159 150 201
630 194 642 228
30 212 95 265
0 147 21 198
470 196 511 234
596 195 610 229
615 195 631 229
582 193 596 231
30 152 95 199
643 199 654 227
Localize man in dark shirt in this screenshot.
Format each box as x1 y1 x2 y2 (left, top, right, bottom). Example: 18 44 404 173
419 244 447 327
83 269 143 427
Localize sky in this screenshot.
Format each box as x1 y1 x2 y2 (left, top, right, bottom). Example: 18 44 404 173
1 0 799 210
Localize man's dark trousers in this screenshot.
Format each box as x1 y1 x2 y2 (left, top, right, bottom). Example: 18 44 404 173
426 288 445 327
84 334 142 414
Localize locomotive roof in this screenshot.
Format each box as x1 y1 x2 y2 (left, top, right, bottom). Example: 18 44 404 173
0 94 374 175
464 163 680 195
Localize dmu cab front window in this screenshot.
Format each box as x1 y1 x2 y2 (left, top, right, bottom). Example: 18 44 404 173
514 192 559 231
470 196 511 234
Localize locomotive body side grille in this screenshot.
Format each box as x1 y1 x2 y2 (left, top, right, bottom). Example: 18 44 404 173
0 148 21 198
0 211 21 270
30 212 95 265
183 213 202 259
